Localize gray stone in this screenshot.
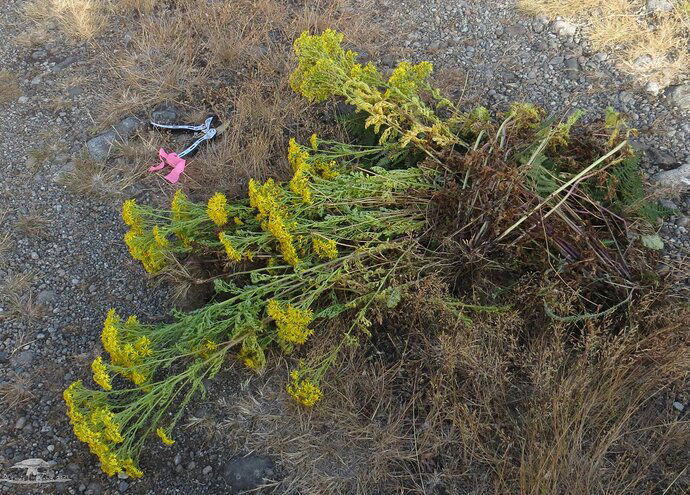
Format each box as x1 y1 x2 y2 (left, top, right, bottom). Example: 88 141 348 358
646 148 677 170
647 0 676 13
15 416 27 429
221 455 275 494
653 163 690 191
645 81 661 96
31 50 47 60
666 84 690 111
673 401 685 411
549 56 564 66
551 20 577 37
118 481 128 493
14 350 35 367
85 481 103 495
151 103 181 124
115 116 143 138
202 465 213 475
86 131 118 162
67 86 84 97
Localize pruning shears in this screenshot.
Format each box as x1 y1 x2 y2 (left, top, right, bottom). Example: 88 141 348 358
151 115 229 158
148 115 230 183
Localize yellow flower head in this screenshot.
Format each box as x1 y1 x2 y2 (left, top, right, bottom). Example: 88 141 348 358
219 232 242 262
309 133 318 150
198 338 218 359
102 309 120 356
287 370 322 407
171 189 188 221
122 199 139 228
91 357 112 391
152 225 169 247
233 216 244 226
207 192 229 227
156 427 175 446
134 336 153 357
312 237 338 260
386 61 433 98
239 335 266 370
267 300 314 345
122 458 144 479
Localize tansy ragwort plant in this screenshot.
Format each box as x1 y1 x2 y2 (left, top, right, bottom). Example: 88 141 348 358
66 130 445 476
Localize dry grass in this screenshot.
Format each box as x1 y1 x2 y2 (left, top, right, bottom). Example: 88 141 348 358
0 272 46 323
0 209 12 261
99 0 381 190
519 0 690 87
215 278 689 495
24 0 108 40
0 70 21 105
15 210 51 238
0 372 35 413
57 154 143 198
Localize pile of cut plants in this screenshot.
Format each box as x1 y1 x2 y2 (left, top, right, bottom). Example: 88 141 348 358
64 30 689 493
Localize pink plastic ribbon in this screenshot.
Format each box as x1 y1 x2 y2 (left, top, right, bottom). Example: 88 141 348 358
148 148 186 184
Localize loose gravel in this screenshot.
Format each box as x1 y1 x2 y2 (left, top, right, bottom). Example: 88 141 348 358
1 0 688 494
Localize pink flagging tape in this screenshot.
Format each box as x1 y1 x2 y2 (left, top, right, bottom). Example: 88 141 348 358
148 148 186 184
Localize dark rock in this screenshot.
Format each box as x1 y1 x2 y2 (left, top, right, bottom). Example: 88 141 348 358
115 116 144 138
37 289 57 305
666 84 690 111
221 455 275 494
67 86 84 97
646 148 678 171
13 350 35 367
86 131 118 162
85 481 103 495
151 103 181 125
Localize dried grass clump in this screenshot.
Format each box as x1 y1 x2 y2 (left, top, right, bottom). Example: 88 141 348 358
224 279 689 495
102 0 381 190
24 0 108 40
0 71 21 105
519 0 690 87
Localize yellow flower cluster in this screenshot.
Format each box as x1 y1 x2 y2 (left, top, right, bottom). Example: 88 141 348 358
207 192 229 227
286 370 322 407
248 179 300 266
91 356 112 391
63 381 143 478
291 30 460 151
101 309 152 386
218 232 242 262
266 299 314 345
385 61 433 99
171 189 192 247
312 237 338 260
122 199 140 228
288 138 313 204
197 338 219 359
152 225 169 247
239 334 266 370
156 427 175 446
290 29 356 102
124 228 166 274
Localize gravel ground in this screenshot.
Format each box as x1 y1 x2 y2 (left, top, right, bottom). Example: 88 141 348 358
1 0 688 494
